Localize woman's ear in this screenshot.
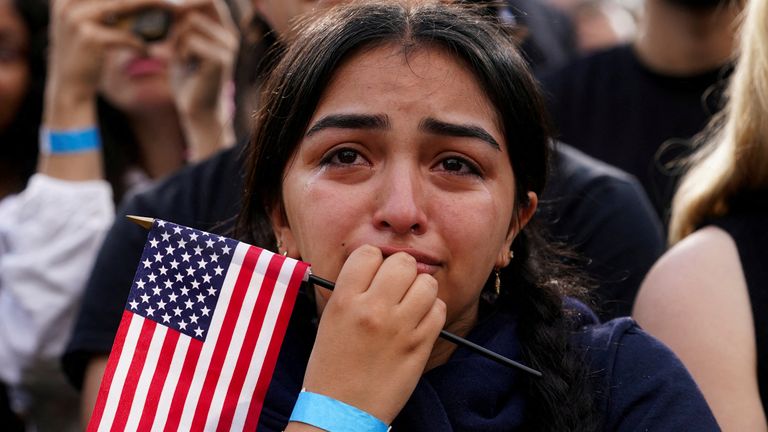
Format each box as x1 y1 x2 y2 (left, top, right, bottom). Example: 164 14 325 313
497 191 538 268
270 204 298 258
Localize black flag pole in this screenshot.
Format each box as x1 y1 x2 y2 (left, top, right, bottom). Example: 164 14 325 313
127 215 543 378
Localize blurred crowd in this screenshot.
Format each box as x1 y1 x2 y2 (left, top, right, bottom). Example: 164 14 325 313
0 0 764 430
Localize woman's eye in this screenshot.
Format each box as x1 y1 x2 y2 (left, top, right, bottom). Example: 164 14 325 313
321 148 366 166
438 157 480 175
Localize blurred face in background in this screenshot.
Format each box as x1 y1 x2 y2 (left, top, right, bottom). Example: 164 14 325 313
0 0 30 131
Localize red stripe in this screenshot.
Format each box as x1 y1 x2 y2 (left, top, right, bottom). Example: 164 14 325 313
189 246 263 430
163 339 203 432
136 329 181 431
244 261 309 430
87 310 135 432
215 254 286 431
110 318 157 432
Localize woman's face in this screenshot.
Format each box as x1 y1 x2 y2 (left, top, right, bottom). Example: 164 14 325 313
0 0 30 131
99 33 175 113
274 45 537 330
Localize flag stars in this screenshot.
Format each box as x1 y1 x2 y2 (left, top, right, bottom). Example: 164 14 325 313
170 259 180 270
210 253 219 263
174 273 184 283
222 245 231 255
200 306 210 316
161 232 171 242
185 267 195 277
181 252 191 262
129 300 139 310
152 286 162 297
173 226 183 235
140 293 151 303
177 238 187 249
163 280 173 290
197 259 208 269
157 299 167 310
157 220 166 227
149 238 159 248
196 293 206 303
165 245 175 256
205 238 215 249
189 314 199 324
168 293 178 303
191 280 200 290
148 273 158 283
189 232 199 242
159 266 168 276
143 258 152 268
185 299 194 309
194 327 204 338
136 279 146 289
180 287 190 297
179 320 188 330
213 266 223 276
193 245 203 255
207 287 217 297
154 252 164 263
173 306 183 316
146 306 155 316
202 274 212 284
161 313 171 323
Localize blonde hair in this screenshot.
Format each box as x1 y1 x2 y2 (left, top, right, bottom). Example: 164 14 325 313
669 0 768 244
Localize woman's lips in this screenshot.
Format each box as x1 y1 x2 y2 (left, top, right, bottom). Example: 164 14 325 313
377 246 442 275
125 57 167 78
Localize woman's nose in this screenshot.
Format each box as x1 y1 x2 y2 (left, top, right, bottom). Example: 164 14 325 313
372 166 428 236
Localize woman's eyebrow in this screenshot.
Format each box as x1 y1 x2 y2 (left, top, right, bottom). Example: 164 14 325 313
419 117 500 150
305 113 391 136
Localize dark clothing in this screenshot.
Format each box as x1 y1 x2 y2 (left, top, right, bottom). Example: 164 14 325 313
506 0 577 75
62 144 662 388
540 44 730 221
709 189 768 416
542 144 664 319
258 292 718 431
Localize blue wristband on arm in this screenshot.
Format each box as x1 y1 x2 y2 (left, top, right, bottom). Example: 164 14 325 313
289 390 390 432
40 127 101 154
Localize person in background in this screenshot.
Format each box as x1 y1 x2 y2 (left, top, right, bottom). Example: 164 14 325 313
540 0 742 222
0 0 238 429
0 0 46 201
239 2 715 429
634 0 768 427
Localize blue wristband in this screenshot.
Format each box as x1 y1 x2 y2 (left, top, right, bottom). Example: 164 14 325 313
40 127 101 154
289 391 390 432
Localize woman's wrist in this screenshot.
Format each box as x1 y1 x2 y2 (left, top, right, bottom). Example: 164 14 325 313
289 390 390 432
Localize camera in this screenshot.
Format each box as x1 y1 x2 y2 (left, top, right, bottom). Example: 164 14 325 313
108 7 174 43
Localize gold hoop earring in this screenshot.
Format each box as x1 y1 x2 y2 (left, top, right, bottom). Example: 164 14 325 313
282 250 288 257
494 268 501 296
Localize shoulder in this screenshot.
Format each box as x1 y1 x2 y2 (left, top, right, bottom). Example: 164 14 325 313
634 226 747 326
548 143 647 196
574 319 720 430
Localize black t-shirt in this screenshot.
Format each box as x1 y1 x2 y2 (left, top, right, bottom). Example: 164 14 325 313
63 144 663 388
539 44 730 221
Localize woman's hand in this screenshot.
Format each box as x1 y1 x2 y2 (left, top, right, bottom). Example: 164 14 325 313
169 0 238 162
45 0 149 129
300 245 447 425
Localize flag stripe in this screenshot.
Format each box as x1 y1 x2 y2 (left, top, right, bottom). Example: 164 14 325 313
97 314 146 432
87 310 134 432
150 335 191 432
123 324 168 430
214 254 287 431
110 318 157 432
184 244 263 430
136 328 179 431
162 338 202 432
243 261 308 430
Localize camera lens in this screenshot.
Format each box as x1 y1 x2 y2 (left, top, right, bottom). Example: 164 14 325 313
131 8 173 43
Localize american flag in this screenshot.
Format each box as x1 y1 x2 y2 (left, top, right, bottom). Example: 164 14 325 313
88 219 310 431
